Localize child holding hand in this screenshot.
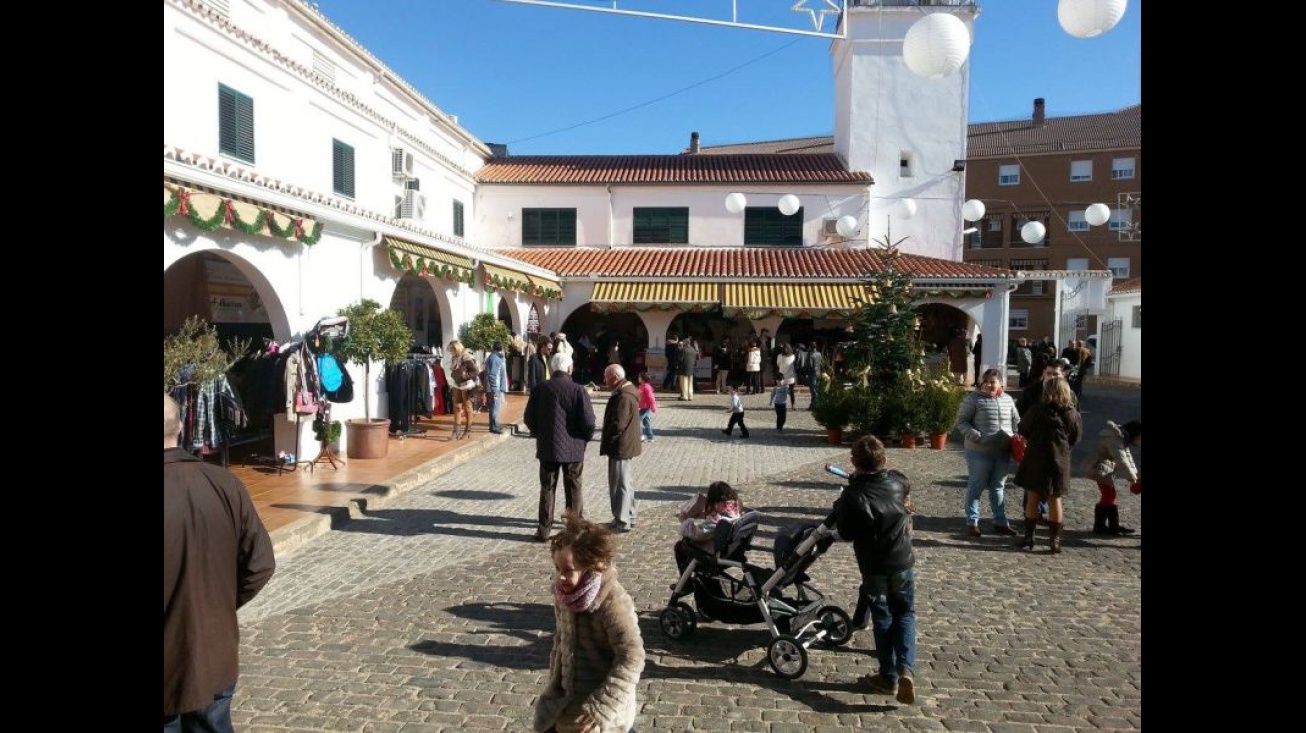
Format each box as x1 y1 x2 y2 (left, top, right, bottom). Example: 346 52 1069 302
1088 419 1141 535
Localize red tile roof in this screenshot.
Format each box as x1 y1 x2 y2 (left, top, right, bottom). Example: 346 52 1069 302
503 247 1011 280
1111 277 1141 295
476 154 869 184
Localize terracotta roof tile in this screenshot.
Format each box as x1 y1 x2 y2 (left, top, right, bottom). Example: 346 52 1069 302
476 154 869 185
503 247 1011 280
1111 277 1141 294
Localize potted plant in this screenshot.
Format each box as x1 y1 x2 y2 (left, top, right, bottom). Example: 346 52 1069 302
164 316 251 391
457 312 513 356
880 378 924 449
812 383 853 444
920 370 967 449
337 299 412 459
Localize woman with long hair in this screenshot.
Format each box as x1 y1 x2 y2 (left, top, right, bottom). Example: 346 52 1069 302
446 340 479 440
1013 377 1082 553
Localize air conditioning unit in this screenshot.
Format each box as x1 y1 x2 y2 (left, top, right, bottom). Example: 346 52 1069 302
404 178 421 191
397 189 426 220
822 218 840 237
391 148 414 179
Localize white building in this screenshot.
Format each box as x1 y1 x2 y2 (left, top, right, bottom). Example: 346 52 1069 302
1103 278 1141 381
163 0 1019 457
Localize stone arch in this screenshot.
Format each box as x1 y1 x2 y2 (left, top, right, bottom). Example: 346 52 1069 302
163 249 291 343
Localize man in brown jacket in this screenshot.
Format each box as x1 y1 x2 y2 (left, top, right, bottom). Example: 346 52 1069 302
600 364 642 533
164 393 275 732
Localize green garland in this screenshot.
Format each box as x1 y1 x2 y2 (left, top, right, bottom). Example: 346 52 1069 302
164 187 323 246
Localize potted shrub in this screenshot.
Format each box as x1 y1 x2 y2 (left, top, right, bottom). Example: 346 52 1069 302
812 383 853 444
337 299 412 459
920 370 967 449
880 379 924 449
457 312 513 355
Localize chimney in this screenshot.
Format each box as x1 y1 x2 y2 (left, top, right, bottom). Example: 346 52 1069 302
689 131 700 154
1033 98 1046 126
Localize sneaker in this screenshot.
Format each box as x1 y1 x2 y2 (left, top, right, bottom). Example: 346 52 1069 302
968 526 981 537
993 524 1018 536
896 673 915 704
862 673 896 696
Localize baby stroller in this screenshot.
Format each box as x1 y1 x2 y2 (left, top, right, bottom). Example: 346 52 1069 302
660 509 852 679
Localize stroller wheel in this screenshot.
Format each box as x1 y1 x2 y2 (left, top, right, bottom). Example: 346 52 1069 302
767 635 809 680
659 602 697 640
817 606 853 647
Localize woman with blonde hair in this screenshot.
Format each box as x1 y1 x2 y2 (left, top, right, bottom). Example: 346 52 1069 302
446 340 479 440
1013 376 1082 553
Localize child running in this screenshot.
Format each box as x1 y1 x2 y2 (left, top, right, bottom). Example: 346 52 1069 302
636 372 657 442
771 379 790 431
721 384 750 439
1087 419 1141 535
534 511 645 733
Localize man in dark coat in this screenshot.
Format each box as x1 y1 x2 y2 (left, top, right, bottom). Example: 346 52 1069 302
600 364 642 532
164 393 276 732
523 352 596 541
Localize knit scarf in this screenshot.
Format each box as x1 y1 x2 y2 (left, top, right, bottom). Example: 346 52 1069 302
554 570 602 613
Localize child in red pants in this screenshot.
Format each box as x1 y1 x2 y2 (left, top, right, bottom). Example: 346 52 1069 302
1087 419 1141 535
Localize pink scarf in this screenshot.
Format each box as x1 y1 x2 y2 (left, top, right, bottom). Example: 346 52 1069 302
554 570 602 613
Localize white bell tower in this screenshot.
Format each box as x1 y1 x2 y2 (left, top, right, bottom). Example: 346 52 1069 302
832 2 980 262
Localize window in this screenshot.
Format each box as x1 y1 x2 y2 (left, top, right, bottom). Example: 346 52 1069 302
1030 281 1046 296
970 258 1003 268
1107 257 1130 278
1011 211 1050 247
1070 160 1093 182
744 206 803 246
998 164 1020 186
1112 157 1136 180
1009 258 1048 271
1009 309 1030 330
632 207 688 244
331 139 355 198
1131 305 1142 329
1067 211 1089 232
1066 258 1089 271
453 200 465 238
971 214 1003 248
218 84 255 163
522 208 577 245
1110 208 1132 232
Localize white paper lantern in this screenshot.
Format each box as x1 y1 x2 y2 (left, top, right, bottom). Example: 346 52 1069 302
893 198 918 220
778 194 801 216
1021 221 1047 244
1057 0 1128 39
902 13 972 79
835 215 859 238
1084 202 1112 227
725 192 747 214
961 199 986 222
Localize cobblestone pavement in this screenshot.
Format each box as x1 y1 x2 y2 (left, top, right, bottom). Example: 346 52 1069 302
236 386 1142 732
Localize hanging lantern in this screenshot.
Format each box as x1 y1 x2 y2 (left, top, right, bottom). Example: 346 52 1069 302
725 192 748 214
902 13 972 79
1058 0 1128 39
1084 202 1112 227
893 198 918 219
961 199 986 222
835 215 860 237
1021 221 1047 244
778 194 801 216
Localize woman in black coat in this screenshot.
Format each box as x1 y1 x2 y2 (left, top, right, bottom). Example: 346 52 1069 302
1013 376 1082 553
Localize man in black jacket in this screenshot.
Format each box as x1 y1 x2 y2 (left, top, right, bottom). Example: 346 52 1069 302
833 435 918 705
523 352 596 542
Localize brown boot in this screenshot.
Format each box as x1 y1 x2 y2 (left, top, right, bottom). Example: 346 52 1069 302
1048 521 1064 554
1017 518 1036 550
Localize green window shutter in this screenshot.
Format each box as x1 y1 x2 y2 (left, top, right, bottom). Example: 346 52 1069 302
743 206 802 246
453 200 465 237
633 207 688 244
332 139 355 198
218 84 255 163
522 208 577 245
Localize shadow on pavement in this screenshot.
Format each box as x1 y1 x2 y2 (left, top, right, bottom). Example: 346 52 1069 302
342 507 540 541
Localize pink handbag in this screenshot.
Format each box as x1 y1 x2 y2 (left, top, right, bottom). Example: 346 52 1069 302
294 389 319 415
1010 434 1026 463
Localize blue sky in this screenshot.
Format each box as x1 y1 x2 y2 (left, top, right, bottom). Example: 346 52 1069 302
314 0 1141 155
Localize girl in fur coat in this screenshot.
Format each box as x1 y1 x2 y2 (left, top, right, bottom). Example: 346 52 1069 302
535 512 645 733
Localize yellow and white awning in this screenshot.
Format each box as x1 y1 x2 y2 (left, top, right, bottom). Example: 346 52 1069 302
590 282 718 313
384 237 476 284
722 283 869 318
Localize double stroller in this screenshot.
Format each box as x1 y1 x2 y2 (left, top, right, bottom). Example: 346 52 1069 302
660 510 852 679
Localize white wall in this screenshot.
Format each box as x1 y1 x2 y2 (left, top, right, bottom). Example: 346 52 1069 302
832 5 976 262
1107 292 1141 380
477 184 868 247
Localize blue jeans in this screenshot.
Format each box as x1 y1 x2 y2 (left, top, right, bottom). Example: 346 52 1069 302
964 450 1013 527
163 683 235 733
639 408 654 440
855 569 916 685
806 376 820 407
487 391 503 431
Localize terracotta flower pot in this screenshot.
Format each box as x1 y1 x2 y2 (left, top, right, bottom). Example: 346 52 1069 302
900 433 917 449
929 433 947 450
826 427 844 445
346 418 391 459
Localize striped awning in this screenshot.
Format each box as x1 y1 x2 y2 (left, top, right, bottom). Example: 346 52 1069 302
482 263 532 291
528 273 563 296
590 281 718 314
722 282 870 318
384 236 477 284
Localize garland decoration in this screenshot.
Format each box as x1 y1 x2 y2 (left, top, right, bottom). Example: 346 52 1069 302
164 184 323 246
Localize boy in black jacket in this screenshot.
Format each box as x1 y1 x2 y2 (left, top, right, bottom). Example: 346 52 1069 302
833 435 918 704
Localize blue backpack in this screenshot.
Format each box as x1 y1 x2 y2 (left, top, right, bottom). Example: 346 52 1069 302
317 353 344 392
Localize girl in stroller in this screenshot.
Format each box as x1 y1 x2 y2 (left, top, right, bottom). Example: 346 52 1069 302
676 481 744 567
